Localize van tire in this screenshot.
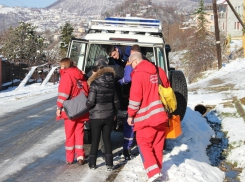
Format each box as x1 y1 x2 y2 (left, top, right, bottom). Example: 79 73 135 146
170 70 188 121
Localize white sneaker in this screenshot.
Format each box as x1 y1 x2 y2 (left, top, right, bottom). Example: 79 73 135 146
148 173 162 182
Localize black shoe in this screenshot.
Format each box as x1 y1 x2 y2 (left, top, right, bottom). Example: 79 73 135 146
89 155 97 169
105 154 113 167
123 149 131 160
107 165 113 171
90 165 96 169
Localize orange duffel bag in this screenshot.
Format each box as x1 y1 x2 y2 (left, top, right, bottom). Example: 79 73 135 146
165 115 182 139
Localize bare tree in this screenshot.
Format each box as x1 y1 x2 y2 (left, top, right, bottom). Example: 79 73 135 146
45 41 61 65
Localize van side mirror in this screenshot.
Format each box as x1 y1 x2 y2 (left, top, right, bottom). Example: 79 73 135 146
165 44 171 52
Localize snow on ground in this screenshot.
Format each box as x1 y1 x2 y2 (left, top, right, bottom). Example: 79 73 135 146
0 82 58 114
230 40 242 53
188 58 245 182
1 57 245 181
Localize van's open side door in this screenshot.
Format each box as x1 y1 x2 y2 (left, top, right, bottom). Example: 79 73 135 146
67 38 89 71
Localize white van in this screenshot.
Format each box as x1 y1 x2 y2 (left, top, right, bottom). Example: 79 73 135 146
66 17 188 143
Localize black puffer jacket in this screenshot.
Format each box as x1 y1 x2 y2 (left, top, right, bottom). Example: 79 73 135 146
86 67 120 120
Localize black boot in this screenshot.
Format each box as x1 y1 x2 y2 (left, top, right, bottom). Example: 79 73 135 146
89 155 97 169
123 149 131 160
105 154 113 171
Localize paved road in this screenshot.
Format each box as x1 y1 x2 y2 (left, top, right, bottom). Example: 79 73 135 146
0 97 125 182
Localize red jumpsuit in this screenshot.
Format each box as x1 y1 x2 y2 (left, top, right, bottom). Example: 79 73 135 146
127 60 170 178
57 67 89 163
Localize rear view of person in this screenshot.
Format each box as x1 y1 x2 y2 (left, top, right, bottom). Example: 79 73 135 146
86 64 120 171
56 58 89 165
127 52 170 182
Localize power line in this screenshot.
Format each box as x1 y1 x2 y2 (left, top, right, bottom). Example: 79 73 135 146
1 0 28 7
2 0 17 7
13 0 28 7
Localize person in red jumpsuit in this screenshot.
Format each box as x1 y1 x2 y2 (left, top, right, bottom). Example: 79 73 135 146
127 52 170 182
56 58 89 165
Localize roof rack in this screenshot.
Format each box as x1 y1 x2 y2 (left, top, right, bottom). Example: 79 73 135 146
88 17 162 34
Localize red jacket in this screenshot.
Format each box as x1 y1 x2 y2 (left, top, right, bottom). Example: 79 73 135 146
56 66 89 122
127 60 170 131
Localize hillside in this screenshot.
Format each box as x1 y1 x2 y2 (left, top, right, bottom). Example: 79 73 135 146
46 0 123 16
47 0 213 16
0 13 26 29
0 0 214 31
0 6 30 30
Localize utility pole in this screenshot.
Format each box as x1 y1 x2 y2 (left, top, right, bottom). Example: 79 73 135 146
226 0 245 57
244 0 245 57
212 0 222 69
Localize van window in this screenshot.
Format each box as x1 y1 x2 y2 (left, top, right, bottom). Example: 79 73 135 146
86 44 108 67
156 47 166 71
84 44 155 72
68 41 87 70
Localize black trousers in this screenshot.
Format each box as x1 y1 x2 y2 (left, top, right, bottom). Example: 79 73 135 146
90 119 113 155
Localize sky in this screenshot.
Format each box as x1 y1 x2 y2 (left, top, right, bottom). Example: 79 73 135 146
0 56 245 181
0 0 57 8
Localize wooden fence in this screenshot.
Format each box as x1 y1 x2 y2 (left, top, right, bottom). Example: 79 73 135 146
0 59 60 91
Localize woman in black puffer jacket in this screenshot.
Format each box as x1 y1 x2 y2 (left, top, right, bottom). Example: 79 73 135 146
86 65 120 171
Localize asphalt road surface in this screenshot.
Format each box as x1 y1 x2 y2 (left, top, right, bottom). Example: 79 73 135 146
0 96 125 182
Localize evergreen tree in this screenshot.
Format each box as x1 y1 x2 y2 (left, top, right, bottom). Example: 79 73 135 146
60 22 74 57
0 22 46 65
184 0 216 83
194 0 209 33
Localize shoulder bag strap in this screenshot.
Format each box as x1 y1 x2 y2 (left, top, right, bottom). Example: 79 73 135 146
155 65 163 85
65 72 83 99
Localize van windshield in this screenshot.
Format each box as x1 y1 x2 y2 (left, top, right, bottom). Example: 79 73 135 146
84 44 155 73
68 41 156 72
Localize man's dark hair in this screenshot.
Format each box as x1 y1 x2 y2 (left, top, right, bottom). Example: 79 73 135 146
131 44 141 52
94 55 108 66
106 45 116 56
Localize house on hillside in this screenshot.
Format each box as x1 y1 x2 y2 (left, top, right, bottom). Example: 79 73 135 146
217 0 243 40
217 0 227 33
204 8 215 32
53 34 61 41
183 0 243 39
183 4 215 32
